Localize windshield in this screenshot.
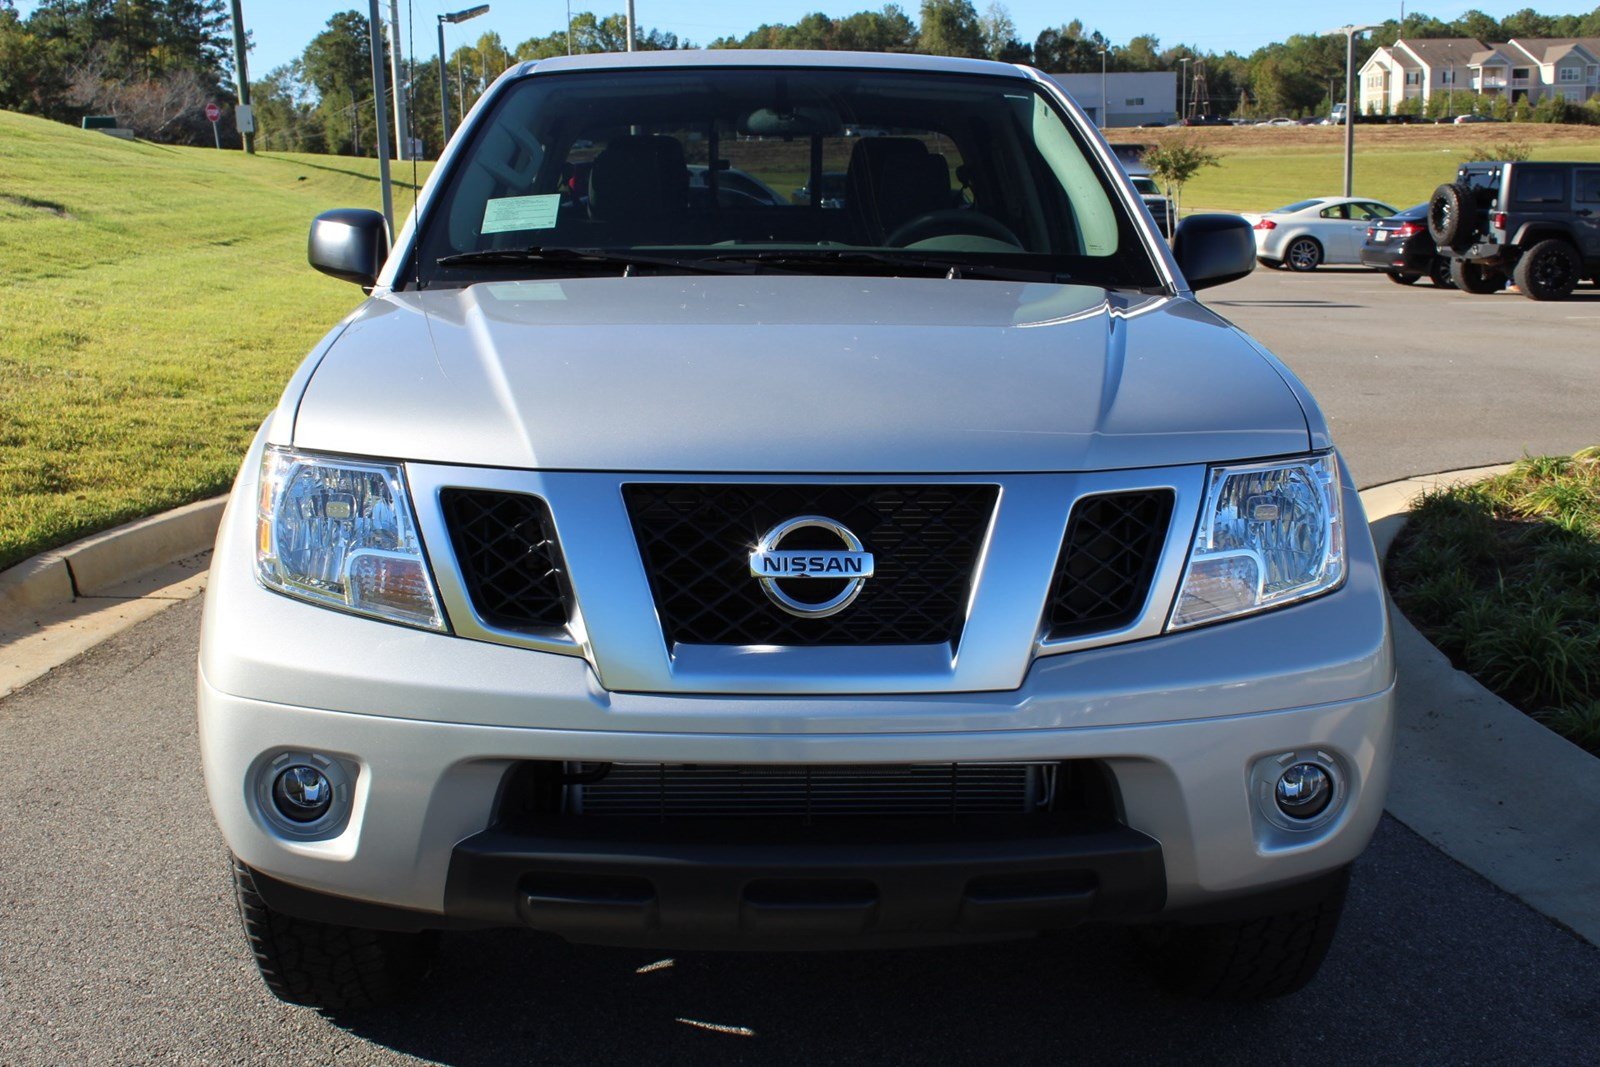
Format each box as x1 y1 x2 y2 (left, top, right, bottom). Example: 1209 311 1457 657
413 67 1161 289
1131 176 1160 195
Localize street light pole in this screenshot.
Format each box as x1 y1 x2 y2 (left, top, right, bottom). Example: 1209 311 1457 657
1324 24 1378 198
1180 57 1191 122
366 0 394 230
1099 49 1108 129
436 5 490 154
626 0 635 51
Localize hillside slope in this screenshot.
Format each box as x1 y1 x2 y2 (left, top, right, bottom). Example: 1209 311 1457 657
0 110 430 570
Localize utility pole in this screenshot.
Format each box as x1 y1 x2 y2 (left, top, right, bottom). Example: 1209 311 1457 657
1099 48 1108 128
388 0 409 160
228 0 254 153
566 0 573 54
626 0 635 50
366 0 394 230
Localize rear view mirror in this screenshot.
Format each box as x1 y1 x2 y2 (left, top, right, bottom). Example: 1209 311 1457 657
740 107 840 138
308 208 389 288
1172 214 1256 291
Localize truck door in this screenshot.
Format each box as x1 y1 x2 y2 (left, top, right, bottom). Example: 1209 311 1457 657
1575 169 1600 259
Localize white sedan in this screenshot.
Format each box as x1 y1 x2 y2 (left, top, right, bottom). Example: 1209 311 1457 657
1242 196 1400 271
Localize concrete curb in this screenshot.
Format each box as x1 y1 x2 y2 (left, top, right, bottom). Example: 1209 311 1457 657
1360 463 1600 948
0 496 226 623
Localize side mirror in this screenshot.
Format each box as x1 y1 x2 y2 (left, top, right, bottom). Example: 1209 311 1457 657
308 208 389 288
1172 213 1256 291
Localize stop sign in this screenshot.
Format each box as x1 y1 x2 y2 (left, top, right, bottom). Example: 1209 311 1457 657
205 102 221 123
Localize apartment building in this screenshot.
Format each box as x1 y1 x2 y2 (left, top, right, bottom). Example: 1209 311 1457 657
1359 36 1600 113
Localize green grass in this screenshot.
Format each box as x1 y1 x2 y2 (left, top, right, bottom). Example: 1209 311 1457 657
1173 131 1600 213
0 109 431 571
1387 448 1600 755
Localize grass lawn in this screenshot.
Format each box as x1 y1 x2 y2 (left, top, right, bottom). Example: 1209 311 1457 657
1387 450 1600 755
0 109 430 571
1142 124 1600 213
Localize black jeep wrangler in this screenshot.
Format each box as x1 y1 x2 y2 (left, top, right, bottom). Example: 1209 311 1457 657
1427 161 1600 300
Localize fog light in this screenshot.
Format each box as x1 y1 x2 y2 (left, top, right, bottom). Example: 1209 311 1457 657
1275 763 1333 819
272 765 333 822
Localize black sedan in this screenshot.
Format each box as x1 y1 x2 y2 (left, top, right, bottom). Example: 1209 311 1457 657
1361 203 1454 287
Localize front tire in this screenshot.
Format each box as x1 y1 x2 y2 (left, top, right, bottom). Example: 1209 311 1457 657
1450 258 1504 294
1143 867 1350 1000
233 859 438 1011
1285 237 1322 272
1512 239 1582 301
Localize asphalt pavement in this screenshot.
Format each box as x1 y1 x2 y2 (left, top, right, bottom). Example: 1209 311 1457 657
1211 267 1600 488
3 268 1600 1063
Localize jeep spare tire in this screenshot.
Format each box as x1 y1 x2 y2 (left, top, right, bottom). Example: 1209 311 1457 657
1427 183 1472 250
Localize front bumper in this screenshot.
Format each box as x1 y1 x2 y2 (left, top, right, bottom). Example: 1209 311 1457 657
200 443 1395 944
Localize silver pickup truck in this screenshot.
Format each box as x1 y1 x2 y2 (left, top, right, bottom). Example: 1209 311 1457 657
200 50 1393 1010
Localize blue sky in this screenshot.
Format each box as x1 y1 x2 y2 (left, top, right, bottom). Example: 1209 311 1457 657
17 1 1541 76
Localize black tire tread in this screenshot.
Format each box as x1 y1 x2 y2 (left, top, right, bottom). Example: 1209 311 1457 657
1512 238 1582 301
1386 271 1420 285
1450 257 1503 294
1147 868 1349 1001
1428 182 1474 250
232 859 437 1011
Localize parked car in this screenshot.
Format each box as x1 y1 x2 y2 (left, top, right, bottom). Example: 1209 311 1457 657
207 50 1392 1012
1244 196 1401 271
1131 175 1175 237
1429 160 1600 299
1452 113 1499 124
1360 203 1454 287
687 164 787 207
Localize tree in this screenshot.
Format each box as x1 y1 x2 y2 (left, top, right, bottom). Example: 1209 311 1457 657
918 0 984 59
1142 139 1218 220
978 3 1027 62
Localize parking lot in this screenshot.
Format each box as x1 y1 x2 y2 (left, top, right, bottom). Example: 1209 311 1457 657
4 265 1600 1064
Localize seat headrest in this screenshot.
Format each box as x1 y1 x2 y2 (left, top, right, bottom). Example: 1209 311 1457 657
588 135 689 221
844 137 952 243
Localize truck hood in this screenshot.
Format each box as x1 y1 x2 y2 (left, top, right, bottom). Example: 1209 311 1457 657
292 276 1310 473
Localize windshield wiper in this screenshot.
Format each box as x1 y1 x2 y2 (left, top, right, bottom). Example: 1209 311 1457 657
434 246 759 275
702 249 1072 283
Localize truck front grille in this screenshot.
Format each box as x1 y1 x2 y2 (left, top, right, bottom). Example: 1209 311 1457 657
623 483 997 647
1044 490 1173 639
441 488 571 633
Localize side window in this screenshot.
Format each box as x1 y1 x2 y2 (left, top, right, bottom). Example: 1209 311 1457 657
1515 170 1567 205
1319 204 1349 220
1358 202 1395 219
1575 170 1600 203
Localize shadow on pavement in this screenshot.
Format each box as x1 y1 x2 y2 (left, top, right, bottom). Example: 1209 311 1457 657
324 819 1600 1066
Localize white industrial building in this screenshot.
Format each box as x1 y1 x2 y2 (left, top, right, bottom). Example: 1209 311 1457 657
1045 72 1178 127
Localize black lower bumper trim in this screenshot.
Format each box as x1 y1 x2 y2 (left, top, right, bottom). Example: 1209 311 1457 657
443 817 1165 950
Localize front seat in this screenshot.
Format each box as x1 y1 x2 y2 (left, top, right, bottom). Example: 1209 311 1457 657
844 137 952 244
587 135 690 223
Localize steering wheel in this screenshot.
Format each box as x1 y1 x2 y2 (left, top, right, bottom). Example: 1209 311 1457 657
885 209 1024 249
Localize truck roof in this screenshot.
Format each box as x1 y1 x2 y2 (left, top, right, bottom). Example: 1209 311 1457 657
514 48 1035 80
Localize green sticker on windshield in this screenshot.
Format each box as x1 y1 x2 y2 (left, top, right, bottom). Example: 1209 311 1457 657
481 194 560 234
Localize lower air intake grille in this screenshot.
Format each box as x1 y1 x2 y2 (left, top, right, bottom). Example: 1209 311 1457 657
441 488 571 632
623 483 997 647
1044 490 1174 639
570 762 1055 819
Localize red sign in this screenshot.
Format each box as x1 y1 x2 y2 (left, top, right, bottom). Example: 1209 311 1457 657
205 102 222 123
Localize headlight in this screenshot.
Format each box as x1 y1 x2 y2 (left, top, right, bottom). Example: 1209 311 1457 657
255 447 446 632
1169 453 1345 630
